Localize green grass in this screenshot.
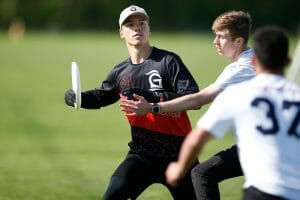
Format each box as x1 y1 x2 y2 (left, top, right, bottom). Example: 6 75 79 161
0 31 297 199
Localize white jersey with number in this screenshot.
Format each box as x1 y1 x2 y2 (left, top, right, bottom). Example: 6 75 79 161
214 48 255 90
197 74 300 199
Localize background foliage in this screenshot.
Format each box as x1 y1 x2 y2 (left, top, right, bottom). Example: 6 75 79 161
0 0 299 32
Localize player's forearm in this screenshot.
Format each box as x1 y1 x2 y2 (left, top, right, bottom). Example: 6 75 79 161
120 86 218 115
159 92 209 113
80 90 102 109
161 88 199 101
160 85 220 113
81 89 120 109
176 128 212 176
159 93 199 113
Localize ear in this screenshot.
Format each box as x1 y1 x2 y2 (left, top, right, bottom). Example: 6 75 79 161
251 55 261 73
235 37 244 47
251 55 258 67
285 56 291 67
119 28 124 39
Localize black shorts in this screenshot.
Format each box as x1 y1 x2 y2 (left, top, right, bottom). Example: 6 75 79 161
243 186 287 200
191 144 243 200
102 151 198 200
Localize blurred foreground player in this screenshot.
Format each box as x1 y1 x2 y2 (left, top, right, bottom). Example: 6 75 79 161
166 26 300 200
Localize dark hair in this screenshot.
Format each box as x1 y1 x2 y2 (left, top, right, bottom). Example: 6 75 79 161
212 10 252 44
253 26 289 71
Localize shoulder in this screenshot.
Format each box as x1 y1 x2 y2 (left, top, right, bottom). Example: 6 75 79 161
241 48 254 58
237 48 254 66
225 50 255 75
152 47 182 62
214 61 255 89
222 78 254 96
112 58 130 71
153 47 179 57
223 49 253 73
264 75 300 96
106 58 131 78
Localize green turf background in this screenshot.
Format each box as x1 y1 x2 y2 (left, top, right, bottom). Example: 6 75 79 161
0 31 297 199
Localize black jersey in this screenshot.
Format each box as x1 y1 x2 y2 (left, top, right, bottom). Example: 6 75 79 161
81 47 199 158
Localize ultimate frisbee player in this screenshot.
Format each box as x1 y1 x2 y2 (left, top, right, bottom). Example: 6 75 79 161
65 5 199 199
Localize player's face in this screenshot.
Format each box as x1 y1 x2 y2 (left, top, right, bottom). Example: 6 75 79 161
120 15 150 47
213 29 240 61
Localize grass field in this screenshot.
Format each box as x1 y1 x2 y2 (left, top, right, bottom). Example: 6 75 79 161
0 31 297 200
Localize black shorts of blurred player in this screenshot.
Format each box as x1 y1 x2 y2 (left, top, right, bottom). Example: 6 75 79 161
191 145 243 200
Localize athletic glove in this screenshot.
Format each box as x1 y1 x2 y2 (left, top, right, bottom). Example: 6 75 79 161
64 89 76 107
122 87 160 103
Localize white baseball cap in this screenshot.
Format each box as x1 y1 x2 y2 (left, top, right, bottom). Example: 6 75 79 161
119 5 149 27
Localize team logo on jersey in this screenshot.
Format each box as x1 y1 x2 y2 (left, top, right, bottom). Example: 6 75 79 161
146 70 163 91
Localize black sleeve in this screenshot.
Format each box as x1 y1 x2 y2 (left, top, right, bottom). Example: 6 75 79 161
162 54 199 101
81 71 120 109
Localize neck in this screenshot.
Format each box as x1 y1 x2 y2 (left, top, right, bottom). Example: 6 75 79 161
231 45 249 62
257 68 284 76
127 44 153 64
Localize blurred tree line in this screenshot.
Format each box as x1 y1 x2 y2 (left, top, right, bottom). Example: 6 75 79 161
0 0 299 33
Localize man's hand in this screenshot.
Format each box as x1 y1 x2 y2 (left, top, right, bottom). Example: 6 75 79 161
165 162 185 187
120 94 152 115
122 87 160 103
64 89 76 107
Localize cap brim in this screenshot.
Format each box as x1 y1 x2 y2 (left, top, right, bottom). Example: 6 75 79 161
120 13 149 27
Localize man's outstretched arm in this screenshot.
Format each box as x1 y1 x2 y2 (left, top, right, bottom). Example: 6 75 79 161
120 84 220 115
165 127 212 187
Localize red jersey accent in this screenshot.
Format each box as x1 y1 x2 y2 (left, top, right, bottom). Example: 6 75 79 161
127 112 192 136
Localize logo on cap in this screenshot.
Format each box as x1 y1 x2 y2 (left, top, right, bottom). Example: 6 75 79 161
119 5 149 27
130 6 137 11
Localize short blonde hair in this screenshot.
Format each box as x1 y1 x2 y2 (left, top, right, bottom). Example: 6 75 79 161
212 11 252 43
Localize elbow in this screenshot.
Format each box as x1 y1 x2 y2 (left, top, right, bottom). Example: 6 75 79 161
190 92 215 110
190 98 202 110
192 103 202 110
192 106 201 110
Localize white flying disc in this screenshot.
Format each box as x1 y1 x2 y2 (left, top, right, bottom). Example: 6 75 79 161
71 61 81 109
